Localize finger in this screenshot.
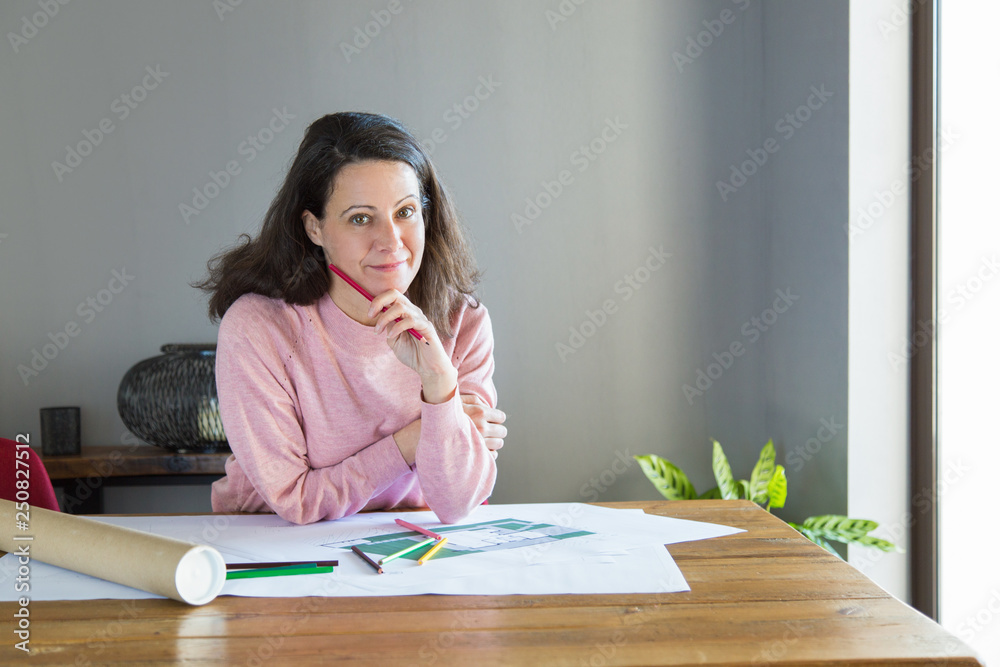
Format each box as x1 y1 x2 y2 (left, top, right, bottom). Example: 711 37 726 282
383 313 417 340
490 450 498 460
484 438 504 452
375 307 424 340
461 399 505 423
478 422 507 439
372 302 408 333
367 289 405 318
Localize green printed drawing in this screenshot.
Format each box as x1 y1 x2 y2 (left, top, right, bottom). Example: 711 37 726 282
323 518 592 562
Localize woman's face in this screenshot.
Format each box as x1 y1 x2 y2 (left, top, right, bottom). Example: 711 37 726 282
304 160 425 306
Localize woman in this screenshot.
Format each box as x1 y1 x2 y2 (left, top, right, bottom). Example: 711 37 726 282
195 112 506 525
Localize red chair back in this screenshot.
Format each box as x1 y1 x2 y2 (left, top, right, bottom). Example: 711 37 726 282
1 437 60 511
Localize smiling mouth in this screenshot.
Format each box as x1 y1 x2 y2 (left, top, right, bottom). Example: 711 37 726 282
369 261 405 271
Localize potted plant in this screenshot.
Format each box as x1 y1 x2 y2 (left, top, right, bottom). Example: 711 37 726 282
635 440 897 557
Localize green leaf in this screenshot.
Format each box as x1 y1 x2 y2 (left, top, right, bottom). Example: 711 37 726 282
711 440 740 500
799 515 898 551
853 535 899 552
789 523 841 557
633 454 697 501
749 440 776 504
698 486 722 500
766 465 787 509
736 479 751 500
802 515 878 538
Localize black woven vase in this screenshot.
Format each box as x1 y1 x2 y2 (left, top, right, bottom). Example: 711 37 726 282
117 344 229 453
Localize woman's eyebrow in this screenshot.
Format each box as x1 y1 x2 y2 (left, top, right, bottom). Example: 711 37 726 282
341 194 419 217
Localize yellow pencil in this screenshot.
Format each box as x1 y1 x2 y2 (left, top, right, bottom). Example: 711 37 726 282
417 537 448 565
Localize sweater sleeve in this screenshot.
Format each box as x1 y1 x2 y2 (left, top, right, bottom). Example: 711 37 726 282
215 300 413 525
414 300 499 523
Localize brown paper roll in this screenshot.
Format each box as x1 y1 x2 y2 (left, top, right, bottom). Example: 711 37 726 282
0 499 225 605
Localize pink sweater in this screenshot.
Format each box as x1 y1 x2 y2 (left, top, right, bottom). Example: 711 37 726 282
210 291 497 524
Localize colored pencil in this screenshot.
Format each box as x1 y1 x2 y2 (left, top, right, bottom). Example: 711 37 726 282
351 545 384 574
417 537 448 565
329 263 428 344
378 537 437 565
227 560 338 570
395 518 443 541
226 564 334 580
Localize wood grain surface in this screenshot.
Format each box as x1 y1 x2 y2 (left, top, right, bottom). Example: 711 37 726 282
40 445 229 480
0 500 982 666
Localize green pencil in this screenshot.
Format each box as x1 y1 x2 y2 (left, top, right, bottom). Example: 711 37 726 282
378 537 437 565
226 564 334 580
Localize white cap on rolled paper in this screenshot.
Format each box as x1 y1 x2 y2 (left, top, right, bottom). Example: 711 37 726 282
175 545 227 605
0 499 228 606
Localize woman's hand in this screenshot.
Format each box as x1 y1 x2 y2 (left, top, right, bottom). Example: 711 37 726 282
369 289 457 403
393 396 507 465
461 394 507 459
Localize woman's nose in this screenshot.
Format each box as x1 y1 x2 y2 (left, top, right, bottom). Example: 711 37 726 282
373 216 403 250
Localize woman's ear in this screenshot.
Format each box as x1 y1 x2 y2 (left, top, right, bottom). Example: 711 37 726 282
302 210 322 246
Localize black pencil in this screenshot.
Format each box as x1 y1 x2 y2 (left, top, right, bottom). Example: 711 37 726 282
351 546 383 574
226 560 338 571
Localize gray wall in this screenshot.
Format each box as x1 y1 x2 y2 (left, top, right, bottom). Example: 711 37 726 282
0 0 847 524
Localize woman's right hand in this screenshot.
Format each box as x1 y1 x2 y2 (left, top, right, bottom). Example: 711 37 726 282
461 394 507 459
393 395 507 464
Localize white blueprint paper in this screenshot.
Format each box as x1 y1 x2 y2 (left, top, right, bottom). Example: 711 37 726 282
0 503 741 601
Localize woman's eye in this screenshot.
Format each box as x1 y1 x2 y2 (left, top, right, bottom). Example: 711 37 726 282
397 206 415 219
350 214 370 225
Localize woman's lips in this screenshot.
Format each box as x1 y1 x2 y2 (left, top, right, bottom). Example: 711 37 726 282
368 261 405 272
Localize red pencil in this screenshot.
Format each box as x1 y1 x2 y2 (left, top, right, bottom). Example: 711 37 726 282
395 518 443 541
329 264 428 344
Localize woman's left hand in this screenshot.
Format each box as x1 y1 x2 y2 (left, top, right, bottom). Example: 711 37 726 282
369 289 457 403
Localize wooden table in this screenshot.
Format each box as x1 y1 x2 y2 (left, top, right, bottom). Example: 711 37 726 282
1 500 982 665
41 445 229 514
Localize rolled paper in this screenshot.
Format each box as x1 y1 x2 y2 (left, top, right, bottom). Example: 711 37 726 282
0 499 226 605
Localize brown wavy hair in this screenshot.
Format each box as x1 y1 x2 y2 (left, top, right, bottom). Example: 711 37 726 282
192 112 481 337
